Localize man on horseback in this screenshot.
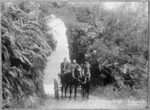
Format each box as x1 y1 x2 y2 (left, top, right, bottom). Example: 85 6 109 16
60 57 71 83
71 59 80 79
60 57 70 74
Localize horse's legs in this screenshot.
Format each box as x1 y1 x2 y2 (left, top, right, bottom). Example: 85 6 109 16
60 75 64 99
74 84 77 100
61 85 64 99
82 85 85 100
80 84 83 96
86 83 90 100
65 84 68 99
69 84 72 100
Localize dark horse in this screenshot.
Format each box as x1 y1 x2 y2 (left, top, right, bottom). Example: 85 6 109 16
60 65 82 100
78 62 91 100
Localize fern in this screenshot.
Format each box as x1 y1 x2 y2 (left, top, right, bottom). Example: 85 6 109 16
2 2 56 108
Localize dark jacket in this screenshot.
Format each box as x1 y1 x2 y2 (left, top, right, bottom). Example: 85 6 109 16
60 62 71 73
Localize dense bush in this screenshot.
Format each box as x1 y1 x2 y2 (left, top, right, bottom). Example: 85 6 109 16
2 2 148 107
66 2 148 99
2 2 56 108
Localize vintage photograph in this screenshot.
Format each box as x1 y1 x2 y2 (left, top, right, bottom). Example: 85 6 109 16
1 1 148 109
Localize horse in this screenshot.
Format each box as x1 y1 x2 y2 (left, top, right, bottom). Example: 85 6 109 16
60 65 82 100
78 62 91 100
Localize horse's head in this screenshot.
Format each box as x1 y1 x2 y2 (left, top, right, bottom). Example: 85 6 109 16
81 62 91 79
74 65 82 78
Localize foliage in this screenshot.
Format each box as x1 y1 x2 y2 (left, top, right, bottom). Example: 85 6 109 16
2 1 148 105
92 85 147 100
66 2 148 98
2 2 56 108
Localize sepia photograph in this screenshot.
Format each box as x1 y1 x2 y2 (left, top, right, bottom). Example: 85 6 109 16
1 1 149 109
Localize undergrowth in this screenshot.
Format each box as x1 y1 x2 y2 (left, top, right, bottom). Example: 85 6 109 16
91 85 147 101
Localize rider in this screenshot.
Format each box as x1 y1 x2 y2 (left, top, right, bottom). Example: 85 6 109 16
60 57 67 74
60 57 71 83
71 59 79 79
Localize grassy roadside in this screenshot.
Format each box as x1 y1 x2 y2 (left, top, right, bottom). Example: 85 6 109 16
91 85 147 101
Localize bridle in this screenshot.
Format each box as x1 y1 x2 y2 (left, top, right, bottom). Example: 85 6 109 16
73 66 82 80
78 67 90 84
72 64 91 84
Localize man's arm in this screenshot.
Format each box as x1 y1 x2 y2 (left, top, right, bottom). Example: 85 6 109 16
88 63 91 78
72 70 75 78
89 71 91 78
71 64 76 78
81 68 85 77
60 63 63 72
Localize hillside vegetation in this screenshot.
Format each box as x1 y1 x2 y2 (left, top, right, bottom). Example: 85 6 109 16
2 2 56 108
2 1 148 108
66 2 148 100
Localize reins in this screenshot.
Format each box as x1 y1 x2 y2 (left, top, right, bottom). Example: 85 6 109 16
72 67 81 80
72 68 87 84
78 77 87 84
72 64 90 84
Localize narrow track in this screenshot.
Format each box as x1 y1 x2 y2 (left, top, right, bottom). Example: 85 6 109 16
40 84 146 109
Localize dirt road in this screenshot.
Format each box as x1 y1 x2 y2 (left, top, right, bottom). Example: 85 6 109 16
40 84 146 109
